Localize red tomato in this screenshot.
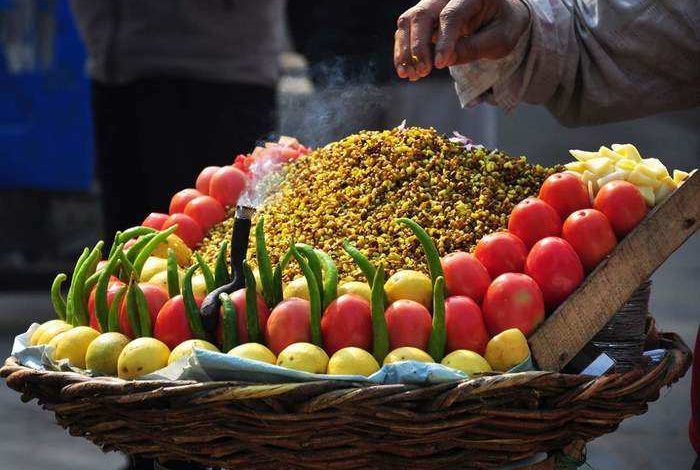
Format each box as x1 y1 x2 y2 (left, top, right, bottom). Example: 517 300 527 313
321 294 373 355
508 198 562 248
216 288 270 346
474 232 528 278
539 173 591 219
594 181 648 237
209 166 247 208
444 296 489 354
482 273 545 336
169 188 202 215
154 295 203 349
384 299 432 350
195 166 220 195
563 209 618 272
162 213 204 249
265 298 311 355
142 212 169 230
441 252 491 303
88 282 126 332
525 237 584 310
184 195 226 231
118 283 170 338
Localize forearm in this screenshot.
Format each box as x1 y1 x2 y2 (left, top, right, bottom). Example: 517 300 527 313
451 0 700 126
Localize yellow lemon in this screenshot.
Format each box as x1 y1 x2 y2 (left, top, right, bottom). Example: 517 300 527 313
147 269 183 293
51 326 101 369
283 277 310 301
441 350 492 375
139 257 168 282
383 347 434 365
191 273 209 298
384 270 432 308
227 343 277 364
151 234 192 267
485 328 530 372
38 322 74 346
276 342 329 373
85 332 130 376
30 319 69 346
168 339 219 365
117 337 170 380
327 347 380 376
337 281 371 302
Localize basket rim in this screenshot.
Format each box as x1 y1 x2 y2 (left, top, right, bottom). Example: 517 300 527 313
2 332 691 404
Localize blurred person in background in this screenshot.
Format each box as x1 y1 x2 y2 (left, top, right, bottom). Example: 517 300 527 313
70 0 285 240
395 0 699 464
286 0 415 145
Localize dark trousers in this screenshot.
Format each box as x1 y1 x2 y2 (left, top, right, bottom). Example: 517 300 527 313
91 78 276 240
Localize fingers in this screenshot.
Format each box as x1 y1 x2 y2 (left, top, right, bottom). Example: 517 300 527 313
394 1 448 80
434 0 483 69
394 15 414 79
409 8 436 79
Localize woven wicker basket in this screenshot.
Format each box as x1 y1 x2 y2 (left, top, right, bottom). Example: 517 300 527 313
1 332 690 469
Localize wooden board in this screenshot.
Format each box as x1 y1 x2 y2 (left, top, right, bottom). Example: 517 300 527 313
529 171 700 371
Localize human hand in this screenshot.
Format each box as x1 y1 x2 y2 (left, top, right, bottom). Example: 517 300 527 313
394 0 530 81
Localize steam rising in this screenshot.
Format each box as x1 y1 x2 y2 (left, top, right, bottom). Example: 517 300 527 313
237 152 286 210
281 58 387 148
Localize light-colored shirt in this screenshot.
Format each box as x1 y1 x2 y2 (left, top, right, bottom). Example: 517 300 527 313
70 0 285 87
450 0 700 127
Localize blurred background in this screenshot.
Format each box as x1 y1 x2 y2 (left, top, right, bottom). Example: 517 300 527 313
0 1 697 469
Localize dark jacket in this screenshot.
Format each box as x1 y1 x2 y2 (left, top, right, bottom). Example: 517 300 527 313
70 0 285 87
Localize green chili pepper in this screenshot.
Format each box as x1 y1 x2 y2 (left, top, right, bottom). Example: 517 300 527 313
242 261 261 343
343 239 388 305
108 285 127 333
194 253 215 292
396 218 445 290
124 232 156 261
108 231 122 260
272 245 294 305
291 247 322 347
255 217 276 309
95 243 123 332
65 248 90 326
133 225 178 278
342 239 376 283
213 241 230 287
427 276 446 362
84 270 102 293
73 242 104 326
125 282 142 338
133 282 152 337
219 293 238 352
183 265 208 340
118 251 136 280
118 226 156 244
295 243 324 305
50 273 67 321
370 264 389 363
166 248 181 298
314 248 338 310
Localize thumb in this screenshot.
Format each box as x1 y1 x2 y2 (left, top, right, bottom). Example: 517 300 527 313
452 27 512 64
